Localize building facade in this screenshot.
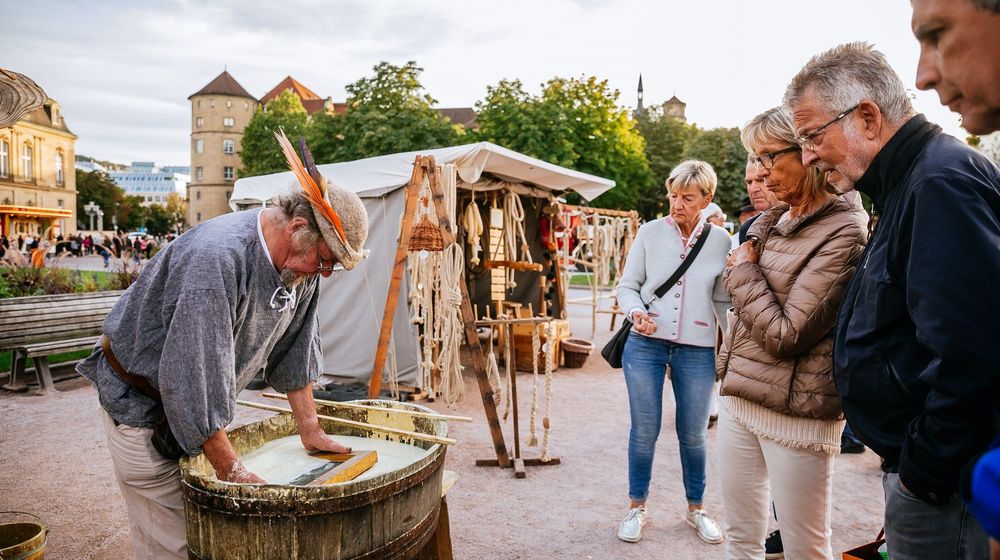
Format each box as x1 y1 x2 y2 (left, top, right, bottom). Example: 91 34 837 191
187 71 258 225
108 162 189 207
0 99 77 240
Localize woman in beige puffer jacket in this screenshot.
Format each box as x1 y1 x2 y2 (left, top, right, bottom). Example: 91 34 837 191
716 107 867 560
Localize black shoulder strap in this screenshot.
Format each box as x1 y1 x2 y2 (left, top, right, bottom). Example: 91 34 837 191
647 226 713 306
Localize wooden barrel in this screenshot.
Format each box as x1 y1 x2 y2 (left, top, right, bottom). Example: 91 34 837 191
180 400 448 560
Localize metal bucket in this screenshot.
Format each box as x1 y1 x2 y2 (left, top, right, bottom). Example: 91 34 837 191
180 400 448 559
0 512 47 560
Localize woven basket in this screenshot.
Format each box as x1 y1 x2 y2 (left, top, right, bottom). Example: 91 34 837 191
408 215 444 252
561 338 594 369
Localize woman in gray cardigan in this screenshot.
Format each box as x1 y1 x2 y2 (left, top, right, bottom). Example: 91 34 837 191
615 160 732 546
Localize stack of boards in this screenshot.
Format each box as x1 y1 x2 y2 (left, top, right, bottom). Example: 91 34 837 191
237 435 432 486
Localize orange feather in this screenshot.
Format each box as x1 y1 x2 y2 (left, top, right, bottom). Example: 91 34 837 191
273 130 348 245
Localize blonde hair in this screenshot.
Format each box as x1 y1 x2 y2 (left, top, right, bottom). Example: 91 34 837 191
666 160 717 197
742 106 830 200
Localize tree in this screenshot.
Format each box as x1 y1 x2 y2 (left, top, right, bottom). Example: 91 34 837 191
240 89 310 177
119 196 146 231
681 127 747 219
76 169 126 230
476 76 652 213
311 61 465 163
145 204 173 236
634 106 699 218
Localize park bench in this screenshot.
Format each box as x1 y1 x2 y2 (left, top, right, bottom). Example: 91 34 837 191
0 290 123 394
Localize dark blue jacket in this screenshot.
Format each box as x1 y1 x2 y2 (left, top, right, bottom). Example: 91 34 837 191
834 114 1000 504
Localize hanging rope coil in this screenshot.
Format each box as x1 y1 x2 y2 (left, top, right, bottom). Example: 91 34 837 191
438 242 466 406
527 323 541 447
540 321 555 462
463 201 484 265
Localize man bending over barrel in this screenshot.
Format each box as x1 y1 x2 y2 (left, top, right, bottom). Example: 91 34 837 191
77 134 369 559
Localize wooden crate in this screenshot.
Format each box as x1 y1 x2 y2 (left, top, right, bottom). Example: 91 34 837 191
512 319 571 372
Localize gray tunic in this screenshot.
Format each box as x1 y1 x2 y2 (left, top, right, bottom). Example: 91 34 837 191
77 210 322 455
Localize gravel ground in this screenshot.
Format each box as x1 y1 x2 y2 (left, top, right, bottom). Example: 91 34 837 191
0 295 885 559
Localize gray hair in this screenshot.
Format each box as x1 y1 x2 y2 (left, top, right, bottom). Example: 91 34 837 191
783 42 914 125
741 106 797 153
971 0 1000 12
273 190 322 248
666 160 717 197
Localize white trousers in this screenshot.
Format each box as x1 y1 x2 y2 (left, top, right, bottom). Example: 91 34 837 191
716 405 835 560
101 409 187 560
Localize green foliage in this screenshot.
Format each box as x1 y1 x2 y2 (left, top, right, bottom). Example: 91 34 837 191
240 89 310 177
120 195 146 231
634 107 699 218
311 61 464 163
76 169 136 229
145 205 173 236
0 266 123 298
475 76 652 213
681 127 748 219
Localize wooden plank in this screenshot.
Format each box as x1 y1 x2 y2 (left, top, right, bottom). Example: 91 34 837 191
368 161 425 399
0 291 123 306
425 157 510 468
481 260 544 272
307 450 379 485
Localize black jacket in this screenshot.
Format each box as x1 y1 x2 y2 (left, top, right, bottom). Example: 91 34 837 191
835 114 1000 504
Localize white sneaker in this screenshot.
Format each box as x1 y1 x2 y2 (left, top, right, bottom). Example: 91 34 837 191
617 506 647 543
686 509 724 544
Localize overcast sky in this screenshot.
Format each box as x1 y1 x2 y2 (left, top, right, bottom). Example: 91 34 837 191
7 0 965 168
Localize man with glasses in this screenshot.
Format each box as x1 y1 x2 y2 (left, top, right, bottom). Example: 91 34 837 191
784 42 1000 560
77 182 370 559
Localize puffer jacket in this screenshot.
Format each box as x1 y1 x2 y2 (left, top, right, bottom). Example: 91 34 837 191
717 194 867 420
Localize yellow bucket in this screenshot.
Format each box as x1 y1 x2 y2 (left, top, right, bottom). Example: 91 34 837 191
0 512 47 560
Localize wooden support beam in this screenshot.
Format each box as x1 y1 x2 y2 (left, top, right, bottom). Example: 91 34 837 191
368 163 425 399
481 260 544 272
424 157 511 468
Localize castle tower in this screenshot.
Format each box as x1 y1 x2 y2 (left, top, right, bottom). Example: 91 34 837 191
663 95 687 122
187 70 258 226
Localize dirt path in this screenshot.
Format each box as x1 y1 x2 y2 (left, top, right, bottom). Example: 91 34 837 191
0 304 884 559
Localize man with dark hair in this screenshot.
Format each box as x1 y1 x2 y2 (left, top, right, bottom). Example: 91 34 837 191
78 179 369 559
786 42 1000 560
911 0 1000 135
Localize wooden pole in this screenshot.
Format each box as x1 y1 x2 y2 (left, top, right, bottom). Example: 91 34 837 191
368 161 425 399
425 157 511 468
236 400 457 446
261 392 473 423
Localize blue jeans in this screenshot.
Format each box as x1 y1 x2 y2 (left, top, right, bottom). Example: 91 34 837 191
623 332 716 505
882 472 988 560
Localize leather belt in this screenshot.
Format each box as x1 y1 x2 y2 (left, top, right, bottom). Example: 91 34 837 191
101 335 161 402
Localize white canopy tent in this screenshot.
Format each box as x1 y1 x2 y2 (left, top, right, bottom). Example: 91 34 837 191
230 141 615 388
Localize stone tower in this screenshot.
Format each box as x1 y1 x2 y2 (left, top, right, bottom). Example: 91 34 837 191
187 71 258 226
663 95 687 122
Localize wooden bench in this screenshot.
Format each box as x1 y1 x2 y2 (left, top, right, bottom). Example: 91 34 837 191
0 290 123 394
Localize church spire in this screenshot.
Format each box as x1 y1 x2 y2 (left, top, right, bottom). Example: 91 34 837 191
635 73 645 118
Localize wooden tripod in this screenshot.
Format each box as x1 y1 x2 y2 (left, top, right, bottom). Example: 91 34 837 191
367 156 511 468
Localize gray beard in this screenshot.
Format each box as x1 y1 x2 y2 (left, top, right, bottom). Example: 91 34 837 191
280 268 309 287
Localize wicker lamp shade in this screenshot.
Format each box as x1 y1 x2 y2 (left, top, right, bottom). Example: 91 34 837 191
0 68 47 129
408 215 444 252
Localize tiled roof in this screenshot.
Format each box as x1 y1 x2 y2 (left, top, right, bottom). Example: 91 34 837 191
261 76 336 115
189 71 256 100
437 107 478 129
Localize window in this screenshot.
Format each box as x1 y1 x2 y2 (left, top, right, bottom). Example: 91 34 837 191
21 144 32 180
196 117 204 128
223 117 235 127
0 140 8 178
223 139 235 154
197 212 202 222
210 99 215 108
195 139 204 153
223 166 234 181
196 190 201 200
57 199 64 208
55 151 64 185
244 102 249 110
195 166 203 180
197 100 201 108
226 190 231 199
226 100 232 109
